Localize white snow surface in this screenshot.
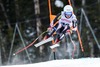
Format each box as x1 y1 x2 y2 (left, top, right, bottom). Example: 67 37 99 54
1 58 100 67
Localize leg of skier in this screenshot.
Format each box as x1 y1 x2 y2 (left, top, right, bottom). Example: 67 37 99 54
53 24 63 43
55 25 70 44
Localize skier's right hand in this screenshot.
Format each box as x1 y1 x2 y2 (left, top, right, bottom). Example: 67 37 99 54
47 26 52 31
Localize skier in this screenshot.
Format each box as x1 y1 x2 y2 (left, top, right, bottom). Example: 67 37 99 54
44 5 77 44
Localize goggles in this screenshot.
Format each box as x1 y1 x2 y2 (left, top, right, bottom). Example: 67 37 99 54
65 12 72 17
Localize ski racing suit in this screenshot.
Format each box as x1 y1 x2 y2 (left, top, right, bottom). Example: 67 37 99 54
44 11 77 43
54 11 77 43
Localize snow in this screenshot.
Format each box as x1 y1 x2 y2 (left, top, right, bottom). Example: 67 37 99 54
1 58 100 67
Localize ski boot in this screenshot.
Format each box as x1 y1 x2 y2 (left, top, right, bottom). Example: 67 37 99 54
44 27 56 40
55 33 65 44
43 34 50 40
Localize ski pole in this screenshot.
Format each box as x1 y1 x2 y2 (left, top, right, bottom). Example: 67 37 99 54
69 34 76 58
68 0 84 52
13 30 48 55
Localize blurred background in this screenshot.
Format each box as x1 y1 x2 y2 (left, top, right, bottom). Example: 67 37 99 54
0 0 100 66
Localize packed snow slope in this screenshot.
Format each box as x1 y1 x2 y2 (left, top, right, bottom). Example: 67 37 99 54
1 58 100 67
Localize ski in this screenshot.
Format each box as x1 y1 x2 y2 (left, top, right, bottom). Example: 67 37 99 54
34 37 54 47
50 43 60 49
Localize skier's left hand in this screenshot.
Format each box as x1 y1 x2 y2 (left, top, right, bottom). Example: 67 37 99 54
67 26 73 34
66 29 72 34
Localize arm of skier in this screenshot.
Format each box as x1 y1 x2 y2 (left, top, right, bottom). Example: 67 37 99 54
71 15 78 31
50 13 61 28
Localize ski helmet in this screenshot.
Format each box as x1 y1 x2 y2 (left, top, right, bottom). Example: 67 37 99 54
63 5 73 18
63 5 73 12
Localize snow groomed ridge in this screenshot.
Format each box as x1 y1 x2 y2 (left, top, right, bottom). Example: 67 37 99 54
1 58 100 67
